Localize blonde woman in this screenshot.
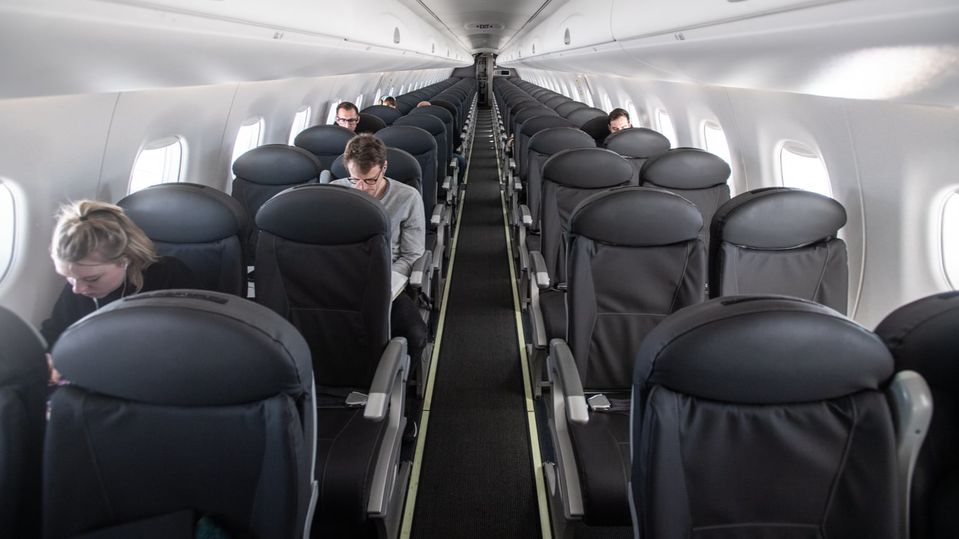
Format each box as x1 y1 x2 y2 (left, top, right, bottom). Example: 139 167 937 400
40 200 196 350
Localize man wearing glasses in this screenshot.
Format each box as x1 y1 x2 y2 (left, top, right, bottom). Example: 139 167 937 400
332 135 427 368
334 101 361 132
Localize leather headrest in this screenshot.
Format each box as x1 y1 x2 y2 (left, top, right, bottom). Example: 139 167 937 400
529 127 596 155
556 101 589 118
376 125 436 156
641 147 731 189
604 128 671 158
571 187 703 246
410 105 453 124
712 187 847 249
521 116 576 137
875 291 959 391
0 306 47 386
52 290 312 406
356 113 386 134
542 148 632 188
635 295 893 404
360 105 402 125
119 183 246 243
567 107 608 128
394 114 444 136
256 184 389 245
581 116 611 144
514 107 557 125
293 125 355 157
232 144 323 186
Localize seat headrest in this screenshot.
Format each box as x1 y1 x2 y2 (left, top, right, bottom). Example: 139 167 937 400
529 127 596 155
376 125 436 156
232 144 323 186
356 113 386 134
118 183 246 243
713 187 847 249
581 116 611 144
394 114 444 136
383 147 422 189
571 187 703 246
428 99 458 116
410 106 453 124
256 184 389 245
360 105 402 125
52 290 312 406
293 125 355 157
875 291 959 391
567 107 608 128
0 306 48 386
514 107 557 124
521 116 576 137
635 295 893 404
556 101 589 118
640 147 731 189
542 148 633 189
604 128 671 158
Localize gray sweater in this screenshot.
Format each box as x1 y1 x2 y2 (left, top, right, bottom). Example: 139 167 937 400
331 178 425 276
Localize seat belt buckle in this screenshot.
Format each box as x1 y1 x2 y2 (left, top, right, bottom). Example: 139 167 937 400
587 394 611 412
345 391 368 408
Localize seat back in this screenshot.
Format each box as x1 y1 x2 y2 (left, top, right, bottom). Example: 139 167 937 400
376 125 439 219
355 112 386 134
641 147 731 246
394 113 449 185
876 291 959 539
555 101 589 118
540 148 632 284
294 125 356 172
603 128 671 184
518 116 576 184
119 183 249 296
410 105 455 168
631 295 898 539
710 187 848 312
44 290 315 539
566 107 607 129
361 105 403 126
580 116 611 145
526 127 596 230
255 185 391 389
0 306 47 539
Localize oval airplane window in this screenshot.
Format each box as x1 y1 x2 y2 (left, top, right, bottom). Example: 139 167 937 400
625 101 640 128
355 94 364 110
601 93 613 113
129 136 183 194
703 121 735 195
289 106 312 145
326 99 341 125
780 142 832 198
374 88 382 106
942 190 959 289
655 109 678 148
231 117 264 178
0 181 15 282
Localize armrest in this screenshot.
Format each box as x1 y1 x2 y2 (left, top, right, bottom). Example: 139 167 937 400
530 250 550 289
443 174 452 191
509 158 516 171
318 169 332 184
519 204 533 227
430 203 446 226
514 175 523 192
409 250 432 290
887 370 933 539
364 337 409 421
550 339 588 424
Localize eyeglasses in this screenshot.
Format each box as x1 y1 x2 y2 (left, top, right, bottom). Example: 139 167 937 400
348 165 386 186
336 117 360 124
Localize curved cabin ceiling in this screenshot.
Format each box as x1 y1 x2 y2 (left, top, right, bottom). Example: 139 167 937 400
399 0 558 52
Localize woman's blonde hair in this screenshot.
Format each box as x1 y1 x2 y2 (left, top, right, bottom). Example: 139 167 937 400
50 200 158 292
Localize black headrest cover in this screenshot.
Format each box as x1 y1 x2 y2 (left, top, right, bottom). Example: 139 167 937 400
581 116 611 143
604 128 671 158
514 107 557 124
356 113 386 134
0 306 47 386
293 125 355 156
556 101 589 117
384 147 422 188
542 148 632 188
361 105 402 124
714 187 847 249
522 116 576 137
636 295 893 403
567 107 608 127
410 106 453 124
119 183 244 243
393 114 444 137
376 126 436 156
875 291 959 391
529 127 596 155
571 187 703 246
232 144 323 186
52 290 312 406
641 147 731 189
256 184 389 245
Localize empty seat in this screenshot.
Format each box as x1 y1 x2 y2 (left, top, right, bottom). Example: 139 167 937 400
118 182 250 296
580 116 611 145
545 187 705 530
356 112 386 134
362 105 403 126
603 127 671 184
630 295 913 539
294 125 356 172
566 107 607 129
44 290 316 539
394 113 452 204
555 101 590 119
709 187 848 312
876 291 959 539
0 306 47 539
524 127 596 231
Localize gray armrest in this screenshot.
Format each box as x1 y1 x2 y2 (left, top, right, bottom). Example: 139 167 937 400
509 158 516 171
430 203 445 226
364 337 408 422
887 370 933 539
409 251 432 290
513 175 523 192
550 339 588 424
530 251 550 289
519 204 533 227
318 169 332 184
443 174 452 191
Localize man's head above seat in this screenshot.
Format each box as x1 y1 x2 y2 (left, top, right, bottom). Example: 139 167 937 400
335 102 360 132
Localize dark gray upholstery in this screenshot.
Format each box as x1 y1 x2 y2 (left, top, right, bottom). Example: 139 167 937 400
641 147 731 247
566 107 607 128
876 291 959 539
526 127 596 231
517 116 576 184
555 101 589 118
409 105 455 165
294 125 356 172
119 183 249 296
580 116 611 145
394 113 449 186
356 112 386 134
361 105 403 126
631 295 898 538
545 95 572 109
377 125 439 220
710 187 848 313
44 290 314 539
603 127 671 184
0 306 47 539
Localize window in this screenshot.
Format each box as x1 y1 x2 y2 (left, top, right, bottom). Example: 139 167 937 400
289 106 312 145
231 118 264 177
942 191 959 288
780 143 832 197
374 88 382 106
601 93 613 112
626 101 639 128
0 181 14 282
703 121 735 195
129 137 183 194
326 99 342 125
355 94 364 110
656 109 677 148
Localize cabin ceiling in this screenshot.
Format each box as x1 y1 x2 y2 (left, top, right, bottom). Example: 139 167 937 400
406 0 553 52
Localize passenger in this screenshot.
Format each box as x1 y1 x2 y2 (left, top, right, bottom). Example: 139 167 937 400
416 100 431 108
331 135 428 364
608 107 632 133
381 96 397 108
40 200 197 377
334 101 361 132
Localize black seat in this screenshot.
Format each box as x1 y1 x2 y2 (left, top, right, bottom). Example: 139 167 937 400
876 291 959 539
630 295 906 539
523 127 596 232
545 187 705 531
555 101 589 119
603 127 671 184
118 182 250 296
394 113 452 205
566 107 607 129
709 187 848 312
0 306 47 538
294 125 356 172
44 290 316 539
376 125 440 221
362 105 403 126
580 116 611 144
356 112 386 134
254 185 410 538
